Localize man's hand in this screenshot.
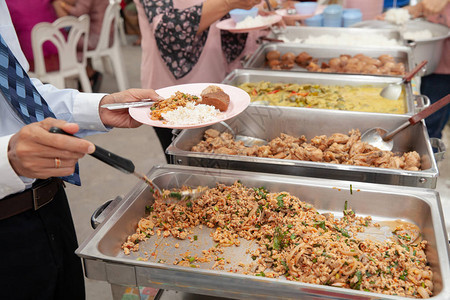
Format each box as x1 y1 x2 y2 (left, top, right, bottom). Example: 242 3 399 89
8 118 95 179
99 88 163 128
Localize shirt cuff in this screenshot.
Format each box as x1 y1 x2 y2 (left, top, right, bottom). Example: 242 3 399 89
73 92 110 132
0 134 27 199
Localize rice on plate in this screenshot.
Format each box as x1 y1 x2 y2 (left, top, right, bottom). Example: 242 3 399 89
235 15 280 29
161 102 223 125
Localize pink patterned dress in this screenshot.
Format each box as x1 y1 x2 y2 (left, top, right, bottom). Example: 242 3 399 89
135 0 261 89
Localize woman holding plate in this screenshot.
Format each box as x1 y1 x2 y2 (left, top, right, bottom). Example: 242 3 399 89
134 0 265 161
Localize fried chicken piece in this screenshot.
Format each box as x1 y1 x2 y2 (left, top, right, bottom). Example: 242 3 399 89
292 146 308 160
205 128 220 139
215 147 238 155
310 135 328 151
327 142 347 155
373 151 394 167
295 52 313 68
348 151 384 167
387 156 405 169
256 145 272 157
305 146 323 162
306 61 320 72
280 133 305 145
328 133 350 145
241 146 259 156
403 151 421 171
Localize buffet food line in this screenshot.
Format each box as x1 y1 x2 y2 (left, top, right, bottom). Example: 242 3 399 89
77 21 449 300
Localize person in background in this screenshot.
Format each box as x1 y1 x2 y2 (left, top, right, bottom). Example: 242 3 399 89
0 1 163 298
406 0 450 139
123 0 142 45
53 0 110 92
6 0 61 72
135 0 265 162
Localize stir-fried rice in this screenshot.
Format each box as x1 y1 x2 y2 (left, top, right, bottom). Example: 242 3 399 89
122 182 433 298
150 91 200 121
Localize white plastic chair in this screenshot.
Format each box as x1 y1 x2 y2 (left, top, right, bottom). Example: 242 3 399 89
31 15 92 92
86 1 129 91
112 0 128 45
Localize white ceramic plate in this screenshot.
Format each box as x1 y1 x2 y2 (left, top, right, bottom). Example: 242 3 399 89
129 83 250 129
216 15 282 33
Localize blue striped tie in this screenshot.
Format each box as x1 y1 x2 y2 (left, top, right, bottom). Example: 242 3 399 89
0 34 80 185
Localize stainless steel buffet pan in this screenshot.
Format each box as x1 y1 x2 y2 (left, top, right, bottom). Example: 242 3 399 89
267 26 402 45
76 165 450 299
222 69 426 115
351 20 450 76
167 105 444 188
243 43 414 76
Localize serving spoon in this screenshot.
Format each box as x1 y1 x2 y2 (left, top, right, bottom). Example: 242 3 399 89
49 127 205 201
380 60 427 100
361 94 450 151
219 122 268 147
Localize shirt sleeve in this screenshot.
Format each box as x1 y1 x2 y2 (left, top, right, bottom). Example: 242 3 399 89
0 134 27 198
31 78 109 136
139 0 208 79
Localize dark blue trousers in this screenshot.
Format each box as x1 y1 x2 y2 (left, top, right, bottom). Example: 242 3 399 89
420 73 450 139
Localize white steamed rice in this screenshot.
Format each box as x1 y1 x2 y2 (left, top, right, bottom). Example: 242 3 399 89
384 8 410 25
161 102 223 125
235 15 279 29
403 29 433 40
300 33 400 47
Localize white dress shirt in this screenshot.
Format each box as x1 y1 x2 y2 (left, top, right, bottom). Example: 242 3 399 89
0 0 109 198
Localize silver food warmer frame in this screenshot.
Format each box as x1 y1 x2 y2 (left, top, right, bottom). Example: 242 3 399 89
222 69 429 116
77 165 450 300
167 105 444 189
243 43 414 76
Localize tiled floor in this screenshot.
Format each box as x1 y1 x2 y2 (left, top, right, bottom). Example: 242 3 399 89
65 38 450 300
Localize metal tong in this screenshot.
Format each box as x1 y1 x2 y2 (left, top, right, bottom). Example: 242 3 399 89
49 127 206 202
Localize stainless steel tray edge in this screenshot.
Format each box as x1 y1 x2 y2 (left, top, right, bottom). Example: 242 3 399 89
222 69 418 115
76 165 450 299
243 43 414 76
167 106 439 188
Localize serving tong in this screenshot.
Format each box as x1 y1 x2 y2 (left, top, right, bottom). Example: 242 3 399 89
49 127 205 202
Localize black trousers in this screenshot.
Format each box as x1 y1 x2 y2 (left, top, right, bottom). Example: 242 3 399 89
154 127 173 163
420 73 450 139
0 183 85 300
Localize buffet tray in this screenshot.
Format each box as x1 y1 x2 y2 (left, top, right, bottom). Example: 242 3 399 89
222 69 423 115
167 105 440 188
243 43 414 76
76 165 450 299
351 20 450 75
267 26 403 44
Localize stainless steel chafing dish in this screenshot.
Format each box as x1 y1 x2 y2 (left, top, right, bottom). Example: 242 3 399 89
222 69 429 115
77 165 450 299
267 26 403 44
243 43 414 76
167 106 445 188
351 19 450 76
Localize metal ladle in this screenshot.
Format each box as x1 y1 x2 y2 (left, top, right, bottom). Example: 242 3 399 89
361 94 450 151
220 122 268 147
380 60 427 100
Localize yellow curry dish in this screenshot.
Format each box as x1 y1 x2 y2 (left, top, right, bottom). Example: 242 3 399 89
238 81 407 114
